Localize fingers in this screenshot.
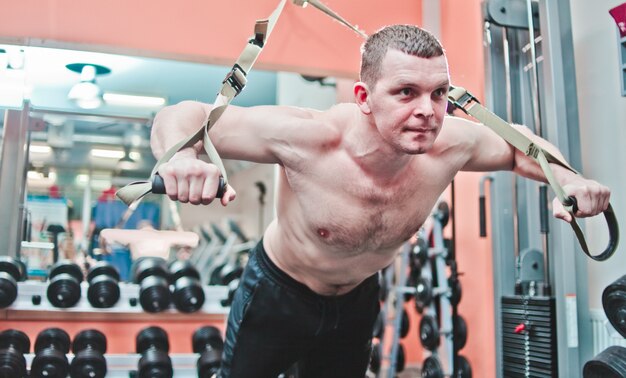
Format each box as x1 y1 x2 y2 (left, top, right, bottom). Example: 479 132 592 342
220 185 237 207
158 159 234 206
552 197 572 223
559 180 611 220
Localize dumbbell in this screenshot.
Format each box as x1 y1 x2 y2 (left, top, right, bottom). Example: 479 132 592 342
602 274 626 338
422 355 444 378
31 327 71 378
132 257 171 313
70 329 107 378
47 261 83 308
0 329 30 378
448 275 463 306
368 340 404 374
169 260 205 313
409 276 461 313
409 236 428 274
192 326 224 377
136 326 173 378
400 309 410 338
87 261 121 308
419 314 467 352
422 355 472 378
455 355 472 378
583 345 626 378
0 256 25 308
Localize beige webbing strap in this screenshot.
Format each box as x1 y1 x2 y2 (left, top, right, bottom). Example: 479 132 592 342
292 0 367 38
116 0 287 207
448 85 619 261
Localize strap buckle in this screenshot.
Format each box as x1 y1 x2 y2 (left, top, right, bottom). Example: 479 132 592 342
250 20 268 47
222 63 248 96
447 85 480 114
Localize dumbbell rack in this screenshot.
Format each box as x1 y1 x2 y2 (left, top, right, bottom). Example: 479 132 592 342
1 281 229 320
420 207 455 376
411 201 471 378
380 243 411 377
22 352 200 377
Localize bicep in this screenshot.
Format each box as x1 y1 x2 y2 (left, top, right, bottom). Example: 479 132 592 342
208 105 323 165
446 116 515 172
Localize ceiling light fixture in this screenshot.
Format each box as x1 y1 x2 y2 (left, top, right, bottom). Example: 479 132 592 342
117 147 137 171
103 93 166 108
66 63 111 110
29 145 52 154
91 148 125 159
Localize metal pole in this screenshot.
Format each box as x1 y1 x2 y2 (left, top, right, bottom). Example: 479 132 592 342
0 102 31 257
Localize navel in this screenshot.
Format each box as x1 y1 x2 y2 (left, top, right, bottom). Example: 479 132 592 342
317 228 330 238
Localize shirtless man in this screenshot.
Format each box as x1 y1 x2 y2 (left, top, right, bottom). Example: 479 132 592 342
151 25 610 377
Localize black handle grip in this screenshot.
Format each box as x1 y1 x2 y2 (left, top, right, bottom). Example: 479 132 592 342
479 196 487 237
562 196 620 261
151 174 226 198
539 185 549 234
562 196 578 213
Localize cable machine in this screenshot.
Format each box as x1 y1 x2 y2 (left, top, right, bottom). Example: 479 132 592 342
481 0 593 376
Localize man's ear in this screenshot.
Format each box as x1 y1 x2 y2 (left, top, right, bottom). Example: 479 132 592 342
354 81 371 114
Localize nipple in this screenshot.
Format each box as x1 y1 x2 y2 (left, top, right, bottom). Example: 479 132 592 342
317 228 330 238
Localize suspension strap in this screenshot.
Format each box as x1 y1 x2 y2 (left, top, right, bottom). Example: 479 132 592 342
292 0 367 38
448 86 619 261
116 0 288 207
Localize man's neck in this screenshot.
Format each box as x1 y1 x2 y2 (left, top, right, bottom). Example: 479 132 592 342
345 111 413 182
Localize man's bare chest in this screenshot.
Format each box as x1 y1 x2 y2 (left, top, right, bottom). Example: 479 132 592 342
282 156 454 253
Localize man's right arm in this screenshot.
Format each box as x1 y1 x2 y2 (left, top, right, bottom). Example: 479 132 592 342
150 100 329 205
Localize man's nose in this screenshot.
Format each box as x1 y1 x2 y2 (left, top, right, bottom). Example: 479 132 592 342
413 96 434 118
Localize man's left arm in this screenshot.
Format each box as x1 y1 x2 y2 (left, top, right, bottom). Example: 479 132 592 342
451 116 610 222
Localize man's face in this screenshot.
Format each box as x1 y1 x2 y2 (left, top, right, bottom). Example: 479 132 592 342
366 49 450 154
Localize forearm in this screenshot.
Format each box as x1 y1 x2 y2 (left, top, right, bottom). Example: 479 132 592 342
151 101 212 159
511 125 575 185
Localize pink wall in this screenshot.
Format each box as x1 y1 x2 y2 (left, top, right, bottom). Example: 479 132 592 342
441 1 496 377
2 0 421 78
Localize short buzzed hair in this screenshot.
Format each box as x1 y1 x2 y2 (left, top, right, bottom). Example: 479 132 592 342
360 25 444 87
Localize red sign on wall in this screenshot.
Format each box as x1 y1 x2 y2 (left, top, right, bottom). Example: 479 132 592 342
609 3 626 38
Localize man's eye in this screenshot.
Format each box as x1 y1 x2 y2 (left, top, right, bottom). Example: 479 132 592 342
400 88 413 96
433 88 446 97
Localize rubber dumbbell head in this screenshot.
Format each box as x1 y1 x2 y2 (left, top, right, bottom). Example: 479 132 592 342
419 315 440 351
133 258 171 313
136 326 172 378
70 329 107 378
169 261 205 313
602 274 626 338
422 355 444 378
0 329 30 378
47 261 83 308
31 327 71 378
133 258 169 284
192 326 224 378
87 262 120 308
0 256 24 308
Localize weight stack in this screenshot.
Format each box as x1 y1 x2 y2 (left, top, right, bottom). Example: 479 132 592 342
501 296 557 378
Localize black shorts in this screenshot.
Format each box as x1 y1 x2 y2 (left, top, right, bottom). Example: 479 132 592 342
219 240 380 378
